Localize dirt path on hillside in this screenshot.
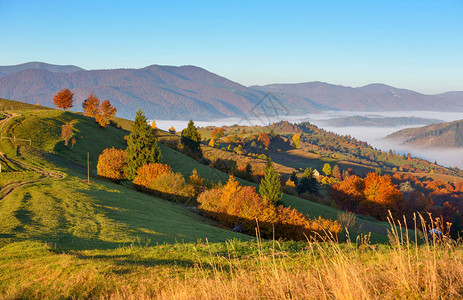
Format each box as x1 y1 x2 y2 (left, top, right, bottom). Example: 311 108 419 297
0 113 64 201
0 154 64 200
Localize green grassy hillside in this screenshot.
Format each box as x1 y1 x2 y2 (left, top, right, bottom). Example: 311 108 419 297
0 170 249 250
0 102 250 250
1 110 127 167
0 98 52 111
160 144 390 242
0 99 391 245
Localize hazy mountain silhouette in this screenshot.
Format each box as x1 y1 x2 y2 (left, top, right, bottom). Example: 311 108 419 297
0 62 84 76
386 119 463 148
0 63 324 119
251 82 463 112
1 62 463 120
320 115 442 127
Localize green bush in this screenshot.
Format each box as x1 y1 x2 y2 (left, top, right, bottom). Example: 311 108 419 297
257 154 267 160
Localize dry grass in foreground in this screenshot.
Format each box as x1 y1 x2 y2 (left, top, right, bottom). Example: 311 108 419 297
1 215 463 299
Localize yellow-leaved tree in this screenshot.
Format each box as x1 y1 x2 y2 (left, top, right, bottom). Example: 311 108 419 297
292 133 301 148
97 147 127 182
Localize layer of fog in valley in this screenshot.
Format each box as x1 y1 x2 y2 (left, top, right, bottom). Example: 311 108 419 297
154 111 463 169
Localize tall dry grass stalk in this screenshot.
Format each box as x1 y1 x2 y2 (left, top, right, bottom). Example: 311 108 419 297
3 213 463 299
109 213 463 300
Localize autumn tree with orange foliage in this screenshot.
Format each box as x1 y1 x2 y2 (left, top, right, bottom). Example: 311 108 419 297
96 100 117 128
329 175 365 211
197 176 341 241
258 132 270 148
330 172 404 220
53 88 74 110
188 169 204 187
82 93 117 127
332 164 342 180
149 172 196 203
61 122 73 147
133 163 195 202
208 138 215 147
359 173 404 220
97 147 127 182
82 93 100 118
292 133 301 148
133 163 172 189
211 127 225 139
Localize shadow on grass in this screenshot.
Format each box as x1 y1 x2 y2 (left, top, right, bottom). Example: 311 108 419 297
70 183 249 250
269 149 376 177
73 253 209 270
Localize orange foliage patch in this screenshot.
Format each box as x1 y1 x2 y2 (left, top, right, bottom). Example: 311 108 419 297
96 99 117 128
211 127 224 139
82 93 100 118
97 147 127 182
258 132 270 148
359 173 404 220
53 88 74 110
197 176 341 241
133 163 173 188
330 173 404 220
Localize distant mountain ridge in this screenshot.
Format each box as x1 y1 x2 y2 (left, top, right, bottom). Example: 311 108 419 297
0 63 324 119
386 119 463 148
0 62 84 76
1 62 463 120
319 115 443 127
251 82 463 112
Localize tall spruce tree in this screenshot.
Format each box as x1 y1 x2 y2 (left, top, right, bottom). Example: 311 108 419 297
259 158 283 205
181 120 202 158
296 167 318 195
125 109 161 180
290 171 299 185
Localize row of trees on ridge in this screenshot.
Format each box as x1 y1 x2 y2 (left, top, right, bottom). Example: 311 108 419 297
53 88 117 128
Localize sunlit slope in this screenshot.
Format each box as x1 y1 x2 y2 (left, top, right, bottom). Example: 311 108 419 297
160 144 391 242
0 172 249 250
0 104 249 249
0 98 53 111
0 101 390 243
387 118 463 148
1 109 126 167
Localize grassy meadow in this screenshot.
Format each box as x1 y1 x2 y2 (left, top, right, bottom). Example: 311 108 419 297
1 229 462 299
0 99 462 299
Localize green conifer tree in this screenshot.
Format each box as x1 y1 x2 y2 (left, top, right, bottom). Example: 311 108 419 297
290 171 299 186
181 120 202 158
297 167 318 195
259 158 283 205
125 109 161 180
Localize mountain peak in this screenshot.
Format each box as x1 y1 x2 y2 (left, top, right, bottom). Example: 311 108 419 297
0 62 85 76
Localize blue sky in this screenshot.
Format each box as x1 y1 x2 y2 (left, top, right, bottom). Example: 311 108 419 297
1 0 462 93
